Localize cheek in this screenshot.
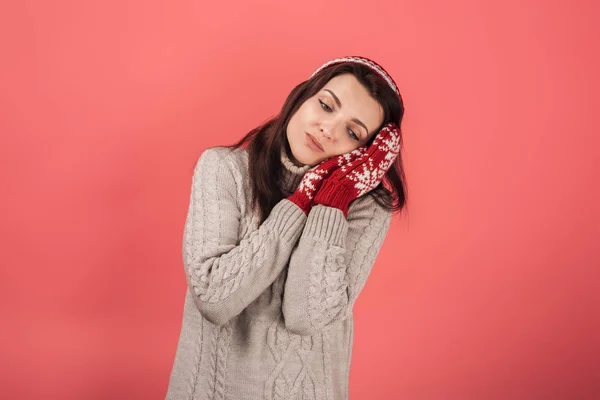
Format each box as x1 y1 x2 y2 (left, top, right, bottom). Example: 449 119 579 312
286 113 300 137
289 108 310 136
295 102 318 123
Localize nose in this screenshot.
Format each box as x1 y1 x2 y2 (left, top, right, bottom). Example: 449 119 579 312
319 124 334 141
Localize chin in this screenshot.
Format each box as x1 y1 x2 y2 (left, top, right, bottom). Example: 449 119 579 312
287 132 326 167
292 153 312 167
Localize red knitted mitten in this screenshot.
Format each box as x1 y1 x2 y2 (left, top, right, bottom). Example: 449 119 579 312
313 123 401 217
287 147 366 215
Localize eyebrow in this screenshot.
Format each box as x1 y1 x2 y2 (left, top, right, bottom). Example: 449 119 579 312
323 89 369 137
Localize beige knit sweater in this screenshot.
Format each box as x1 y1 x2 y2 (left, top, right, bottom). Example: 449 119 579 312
165 144 393 400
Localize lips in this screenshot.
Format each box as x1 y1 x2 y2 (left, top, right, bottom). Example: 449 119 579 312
306 133 324 152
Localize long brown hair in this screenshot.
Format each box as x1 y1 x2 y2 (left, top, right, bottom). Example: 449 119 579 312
217 62 407 225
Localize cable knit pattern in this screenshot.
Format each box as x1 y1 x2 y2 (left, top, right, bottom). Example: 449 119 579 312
207 325 232 400
265 317 317 400
182 147 307 325
307 244 347 331
165 145 392 400
282 198 392 336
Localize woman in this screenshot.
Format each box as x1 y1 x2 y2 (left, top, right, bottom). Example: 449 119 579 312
166 56 407 400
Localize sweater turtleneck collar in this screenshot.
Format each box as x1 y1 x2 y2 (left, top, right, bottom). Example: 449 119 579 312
280 143 311 194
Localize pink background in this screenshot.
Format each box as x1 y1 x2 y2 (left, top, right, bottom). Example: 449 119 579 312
1 0 599 399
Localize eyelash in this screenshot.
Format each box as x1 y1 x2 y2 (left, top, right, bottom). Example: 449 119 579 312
318 100 360 141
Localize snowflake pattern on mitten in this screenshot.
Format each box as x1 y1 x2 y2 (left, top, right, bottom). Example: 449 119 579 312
313 123 401 216
287 147 366 215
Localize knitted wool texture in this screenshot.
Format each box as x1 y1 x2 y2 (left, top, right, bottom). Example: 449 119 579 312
165 146 392 400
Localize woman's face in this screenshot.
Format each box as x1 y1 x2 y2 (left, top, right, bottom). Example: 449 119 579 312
285 73 384 167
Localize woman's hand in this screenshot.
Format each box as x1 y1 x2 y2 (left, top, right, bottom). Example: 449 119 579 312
313 122 401 217
287 147 366 215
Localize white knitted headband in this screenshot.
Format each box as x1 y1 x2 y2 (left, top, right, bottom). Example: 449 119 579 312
309 56 401 100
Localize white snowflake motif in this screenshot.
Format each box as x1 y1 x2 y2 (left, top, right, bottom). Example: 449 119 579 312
297 167 327 199
346 124 400 196
297 148 365 199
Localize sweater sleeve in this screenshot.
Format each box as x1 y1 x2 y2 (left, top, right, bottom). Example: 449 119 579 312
281 195 392 335
182 148 307 326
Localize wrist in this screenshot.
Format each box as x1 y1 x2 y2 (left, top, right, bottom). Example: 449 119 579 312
286 192 311 215
313 179 354 217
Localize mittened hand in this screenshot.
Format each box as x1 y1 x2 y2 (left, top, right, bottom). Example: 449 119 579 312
313 122 401 217
287 147 366 215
